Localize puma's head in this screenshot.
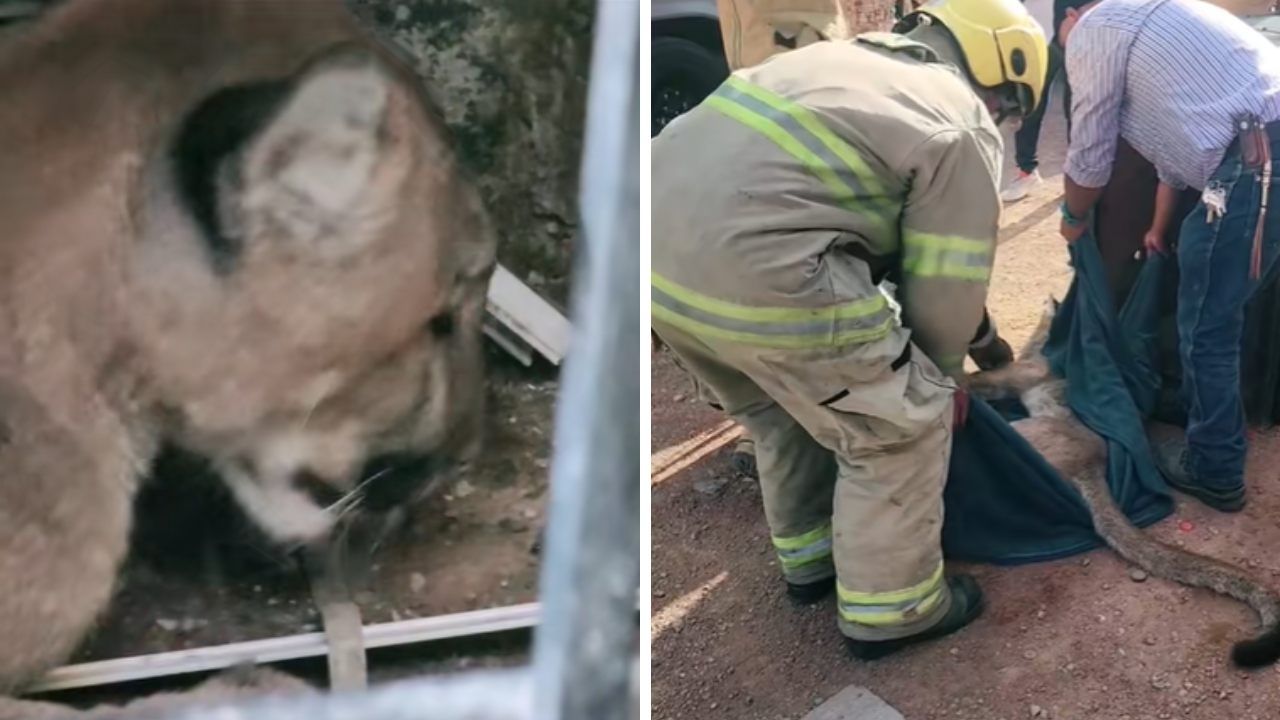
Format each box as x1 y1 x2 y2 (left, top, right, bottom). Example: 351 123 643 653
127 44 496 544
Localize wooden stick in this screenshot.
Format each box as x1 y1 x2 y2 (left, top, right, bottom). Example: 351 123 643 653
26 603 541 694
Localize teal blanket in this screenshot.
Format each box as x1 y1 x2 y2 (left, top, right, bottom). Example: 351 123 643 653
940 235 1174 564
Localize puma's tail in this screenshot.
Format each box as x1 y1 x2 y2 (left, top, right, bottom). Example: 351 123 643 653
1232 625 1280 668
1071 466 1280 668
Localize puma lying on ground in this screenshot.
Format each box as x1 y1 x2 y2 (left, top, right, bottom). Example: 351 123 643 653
0 0 497 714
965 299 1280 668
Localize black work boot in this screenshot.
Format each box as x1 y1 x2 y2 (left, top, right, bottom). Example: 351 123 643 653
1152 440 1245 513
846 574 985 661
786 576 835 605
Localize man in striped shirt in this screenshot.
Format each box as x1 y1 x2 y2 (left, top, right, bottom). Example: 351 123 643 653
1060 0 1280 511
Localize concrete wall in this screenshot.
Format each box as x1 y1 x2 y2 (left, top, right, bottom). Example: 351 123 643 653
350 0 596 299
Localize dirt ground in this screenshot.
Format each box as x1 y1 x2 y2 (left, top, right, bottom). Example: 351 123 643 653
651 85 1280 720
70 350 554 666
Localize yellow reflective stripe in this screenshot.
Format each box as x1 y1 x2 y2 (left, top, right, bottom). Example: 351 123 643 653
705 96 864 216
772 524 833 569
838 586 946 626
725 76 886 198
772 524 832 551
902 230 993 281
837 563 944 605
933 353 966 375
653 303 895 349
651 272 897 349
705 81 895 242
652 273 888 324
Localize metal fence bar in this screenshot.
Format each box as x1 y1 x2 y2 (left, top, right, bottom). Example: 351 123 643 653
30 603 541 694
529 0 640 717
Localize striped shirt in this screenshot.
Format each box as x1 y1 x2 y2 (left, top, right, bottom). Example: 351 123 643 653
1064 0 1280 191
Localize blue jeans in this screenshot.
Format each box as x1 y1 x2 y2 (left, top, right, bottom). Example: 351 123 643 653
1177 132 1280 489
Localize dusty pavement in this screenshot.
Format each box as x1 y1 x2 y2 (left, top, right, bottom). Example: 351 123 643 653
650 85 1280 719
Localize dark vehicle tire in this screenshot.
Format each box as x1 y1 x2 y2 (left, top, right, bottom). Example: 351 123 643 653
651 35 728 136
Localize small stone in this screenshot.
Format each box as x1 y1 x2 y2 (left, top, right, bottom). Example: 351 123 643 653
155 618 179 632
1030 704 1044 717
454 480 476 499
1129 568 1149 582
1102 583 1112 590
498 517 528 533
693 477 729 496
1081 557 1091 567
1023 650 1037 660
523 508 539 520
654 590 667 598
673 394 686 403
410 572 427 593
950 647 960 656
1144 636 1158 646
394 4 410 22
1036 609 1046 619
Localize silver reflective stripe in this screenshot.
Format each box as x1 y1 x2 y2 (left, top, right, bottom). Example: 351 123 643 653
776 536 833 565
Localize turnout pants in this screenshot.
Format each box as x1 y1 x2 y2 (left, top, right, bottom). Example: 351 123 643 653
654 317 956 641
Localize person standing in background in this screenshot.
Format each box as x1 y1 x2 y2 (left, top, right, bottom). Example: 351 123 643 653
1001 0 1093 202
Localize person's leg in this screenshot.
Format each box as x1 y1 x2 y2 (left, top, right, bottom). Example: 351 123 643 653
745 330 982 657
654 320 839 598
1002 42 1064 202
1163 152 1264 509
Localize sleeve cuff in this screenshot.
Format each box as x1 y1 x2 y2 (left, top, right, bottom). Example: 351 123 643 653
1064 158 1113 189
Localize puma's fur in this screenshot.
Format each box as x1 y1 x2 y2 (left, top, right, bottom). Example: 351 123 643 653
0 0 496 710
966 299 1280 668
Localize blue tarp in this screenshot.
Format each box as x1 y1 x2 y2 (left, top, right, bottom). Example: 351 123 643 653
939 233 1174 565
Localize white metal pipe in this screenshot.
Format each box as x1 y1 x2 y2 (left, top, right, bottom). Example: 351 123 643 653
29 603 540 693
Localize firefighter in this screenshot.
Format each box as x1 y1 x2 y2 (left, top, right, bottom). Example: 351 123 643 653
651 0 1047 658
712 0 1016 479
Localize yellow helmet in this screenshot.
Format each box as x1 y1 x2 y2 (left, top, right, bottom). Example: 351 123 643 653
896 0 1049 118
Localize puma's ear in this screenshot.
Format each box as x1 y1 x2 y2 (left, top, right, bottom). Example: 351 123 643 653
226 44 412 262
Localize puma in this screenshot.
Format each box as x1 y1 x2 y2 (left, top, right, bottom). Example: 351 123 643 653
965 299 1280 669
0 0 496 714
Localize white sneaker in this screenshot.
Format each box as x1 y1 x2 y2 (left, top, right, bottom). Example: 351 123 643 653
1001 169 1042 203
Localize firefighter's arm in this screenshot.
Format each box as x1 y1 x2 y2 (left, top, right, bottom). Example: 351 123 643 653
896 128 1002 380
